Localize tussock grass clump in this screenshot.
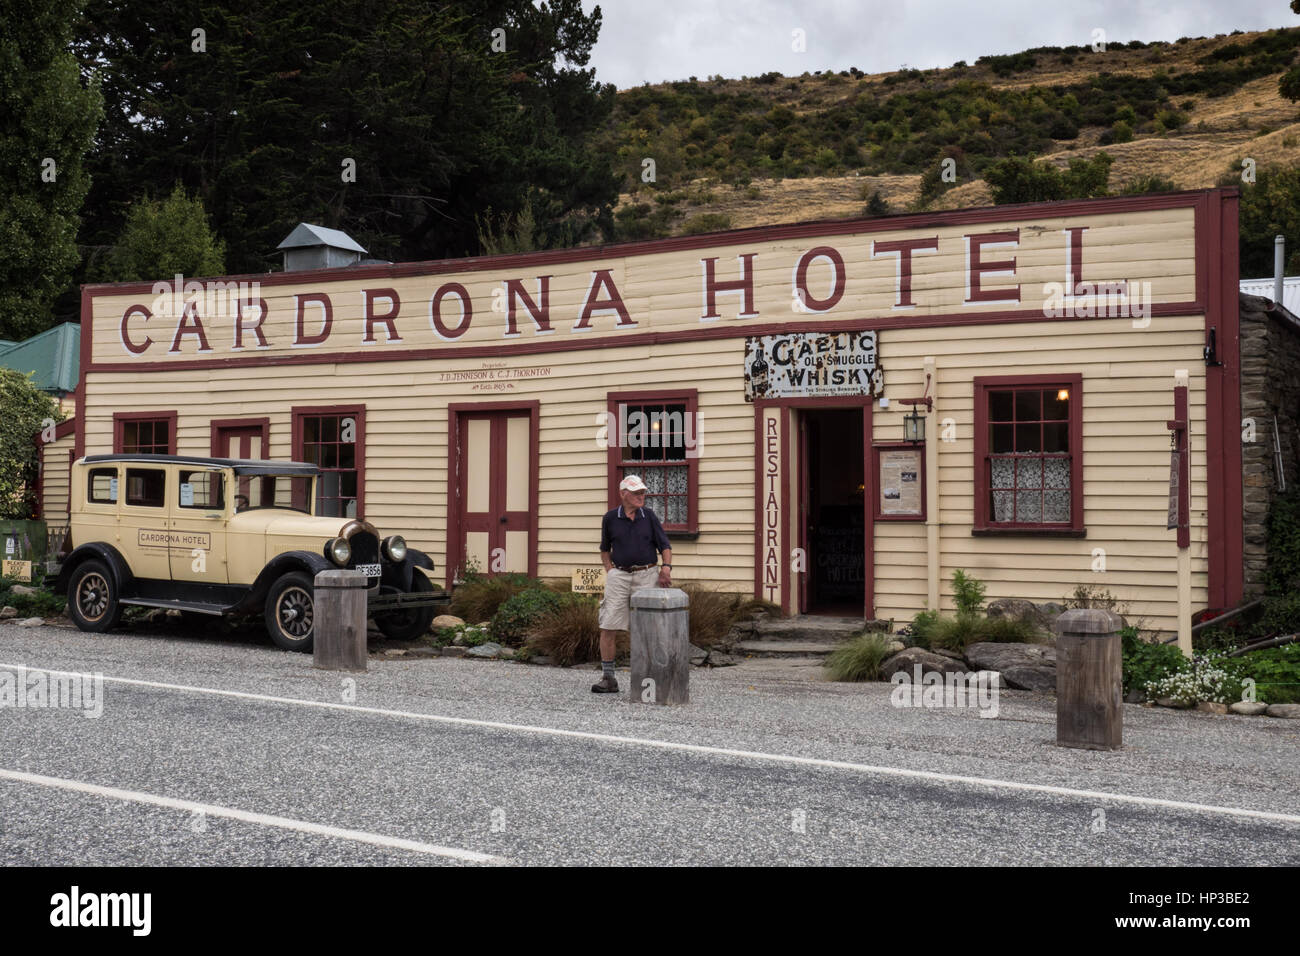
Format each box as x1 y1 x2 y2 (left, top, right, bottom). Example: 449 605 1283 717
681 583 776 648
928 612 1040 652
449 572 542 623
525 595 611 665
824 632 894 682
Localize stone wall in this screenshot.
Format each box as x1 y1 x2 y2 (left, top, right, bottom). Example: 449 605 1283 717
1239 292 1300 595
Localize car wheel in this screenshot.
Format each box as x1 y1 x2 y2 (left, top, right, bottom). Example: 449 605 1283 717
373 571 437 641
265 571 315 652
67 560 119 633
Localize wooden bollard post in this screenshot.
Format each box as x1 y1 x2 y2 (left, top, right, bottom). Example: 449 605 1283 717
313 569 368 672
629 587 690 705
1055 608 1124 750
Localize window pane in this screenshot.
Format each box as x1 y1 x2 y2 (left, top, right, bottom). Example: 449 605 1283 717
1015 390 1040 421
1016 490 1042 522
125 468 165 507
1015 423 1041 452
1044 457 1071 490
992 489 1014 521
665 465 688 496
991 423 1014 454
1044 490 1070 522
989 390 1013 422
1044 422 1069 453
1016 457 1042 489
990 457 1015 489
89 468 118 503
1044 390 1070 420
179 470 224 509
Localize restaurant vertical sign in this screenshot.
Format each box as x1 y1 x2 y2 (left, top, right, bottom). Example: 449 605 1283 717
759 406 783 604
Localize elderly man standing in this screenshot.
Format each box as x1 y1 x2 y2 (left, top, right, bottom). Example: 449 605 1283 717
592 474 672 694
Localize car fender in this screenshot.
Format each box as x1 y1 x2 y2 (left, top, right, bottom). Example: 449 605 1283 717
380 548 434 592
55 543 135 597
229 550 335 615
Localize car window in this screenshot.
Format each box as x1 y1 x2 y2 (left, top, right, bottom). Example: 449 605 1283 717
88 467 119 503
179 470 225 510
124 468 166 508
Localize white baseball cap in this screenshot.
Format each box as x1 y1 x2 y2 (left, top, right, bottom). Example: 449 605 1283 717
619 474 647 492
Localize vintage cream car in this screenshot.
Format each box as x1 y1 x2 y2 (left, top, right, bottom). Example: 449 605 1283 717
55 454 442 650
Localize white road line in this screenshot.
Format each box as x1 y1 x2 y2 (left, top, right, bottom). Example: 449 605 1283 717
5 662 1300 827
0 767 508 865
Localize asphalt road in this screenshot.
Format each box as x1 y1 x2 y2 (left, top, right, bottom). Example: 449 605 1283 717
1 620 1298 866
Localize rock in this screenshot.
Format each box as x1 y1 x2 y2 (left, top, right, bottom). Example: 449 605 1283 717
706 652 739 667
1265 703 1300 718
886 640 905 654
432 614 464 629
441 646 467 657
452 633 467 646
964 642 1057 693
16 617 44 627
0 606 17 619
9 585 37 596
465 642 504 658
1156 697 1193 709
1230 701 1268 716
930 647 965 661
986 598 1039 621
531 655 553 666
1195 701 1229 715
689 643 708 666
1124 689 1146 704
383 649 408 657
165 608 183 619
880 647 968 679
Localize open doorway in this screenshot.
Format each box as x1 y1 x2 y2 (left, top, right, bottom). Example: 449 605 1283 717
798 408 865 615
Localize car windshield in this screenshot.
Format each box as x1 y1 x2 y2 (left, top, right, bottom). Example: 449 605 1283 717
232 474 314 514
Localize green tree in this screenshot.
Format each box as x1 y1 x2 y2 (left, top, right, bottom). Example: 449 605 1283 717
0 0 102 339
984 152 1113 204
93 185 226 282
73 0 618 271
1226 164 1300 277
0 370 63 519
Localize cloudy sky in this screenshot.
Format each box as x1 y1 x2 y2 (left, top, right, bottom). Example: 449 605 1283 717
580 0 1297 89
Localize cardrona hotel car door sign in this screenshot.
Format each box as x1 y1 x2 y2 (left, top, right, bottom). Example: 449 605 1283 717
744 331 882 401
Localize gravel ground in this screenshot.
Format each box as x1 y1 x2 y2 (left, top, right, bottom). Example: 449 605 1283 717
0 620 1297 866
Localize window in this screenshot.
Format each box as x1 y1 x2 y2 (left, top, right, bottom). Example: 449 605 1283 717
113 412 177 454
606 390 699 532
124 468 166 508
178 470 224 510
292 406 364 518
88 468 118 503
973 374 1083 534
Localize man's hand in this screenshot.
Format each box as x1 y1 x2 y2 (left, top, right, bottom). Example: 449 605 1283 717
657 567 671 587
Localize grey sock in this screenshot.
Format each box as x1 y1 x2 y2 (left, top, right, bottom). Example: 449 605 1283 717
602 660 615 678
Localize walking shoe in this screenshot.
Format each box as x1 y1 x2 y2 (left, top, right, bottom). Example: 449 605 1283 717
591 674 619 694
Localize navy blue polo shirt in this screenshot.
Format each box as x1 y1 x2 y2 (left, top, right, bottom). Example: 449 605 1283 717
600 506 671 567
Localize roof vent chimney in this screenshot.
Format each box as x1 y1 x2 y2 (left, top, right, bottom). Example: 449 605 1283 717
276 223 368 272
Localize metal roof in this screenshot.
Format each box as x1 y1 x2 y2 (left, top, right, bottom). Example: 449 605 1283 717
0 322 80 393
275 222 367 254
80 454 319 477
1240 275 1300 317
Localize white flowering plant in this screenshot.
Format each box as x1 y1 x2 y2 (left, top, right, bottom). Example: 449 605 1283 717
1144 652 1250 705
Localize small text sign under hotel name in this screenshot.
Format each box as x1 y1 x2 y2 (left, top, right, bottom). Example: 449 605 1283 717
744 331 882 401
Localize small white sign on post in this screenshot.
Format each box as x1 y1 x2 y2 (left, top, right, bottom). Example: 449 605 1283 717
3 560 32 582
572 567 606 594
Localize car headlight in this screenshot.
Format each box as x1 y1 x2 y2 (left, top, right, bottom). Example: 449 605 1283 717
382 535 407 562
327 536 351 566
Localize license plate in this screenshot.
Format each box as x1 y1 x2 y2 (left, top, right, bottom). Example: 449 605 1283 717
356 563 381 577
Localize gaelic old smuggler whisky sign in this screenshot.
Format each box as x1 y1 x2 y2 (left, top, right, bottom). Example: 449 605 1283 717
744 331 882 401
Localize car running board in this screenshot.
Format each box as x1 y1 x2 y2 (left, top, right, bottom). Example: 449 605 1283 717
117 598 229 616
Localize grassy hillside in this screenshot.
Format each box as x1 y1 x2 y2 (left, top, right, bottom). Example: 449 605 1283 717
602 27 1300 240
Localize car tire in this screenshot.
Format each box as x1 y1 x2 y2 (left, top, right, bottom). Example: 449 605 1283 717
374 571 437 641
265 571 315 652
67 559 119 633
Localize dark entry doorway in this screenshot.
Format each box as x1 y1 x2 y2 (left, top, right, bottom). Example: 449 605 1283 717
799 408 865 615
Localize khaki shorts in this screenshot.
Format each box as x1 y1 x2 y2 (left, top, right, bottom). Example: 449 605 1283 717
598 566 661 630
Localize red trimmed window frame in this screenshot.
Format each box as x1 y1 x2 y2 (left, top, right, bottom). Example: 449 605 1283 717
290 404 366 520
605 389 700 534
973 373 1084 535
112 411 178 454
